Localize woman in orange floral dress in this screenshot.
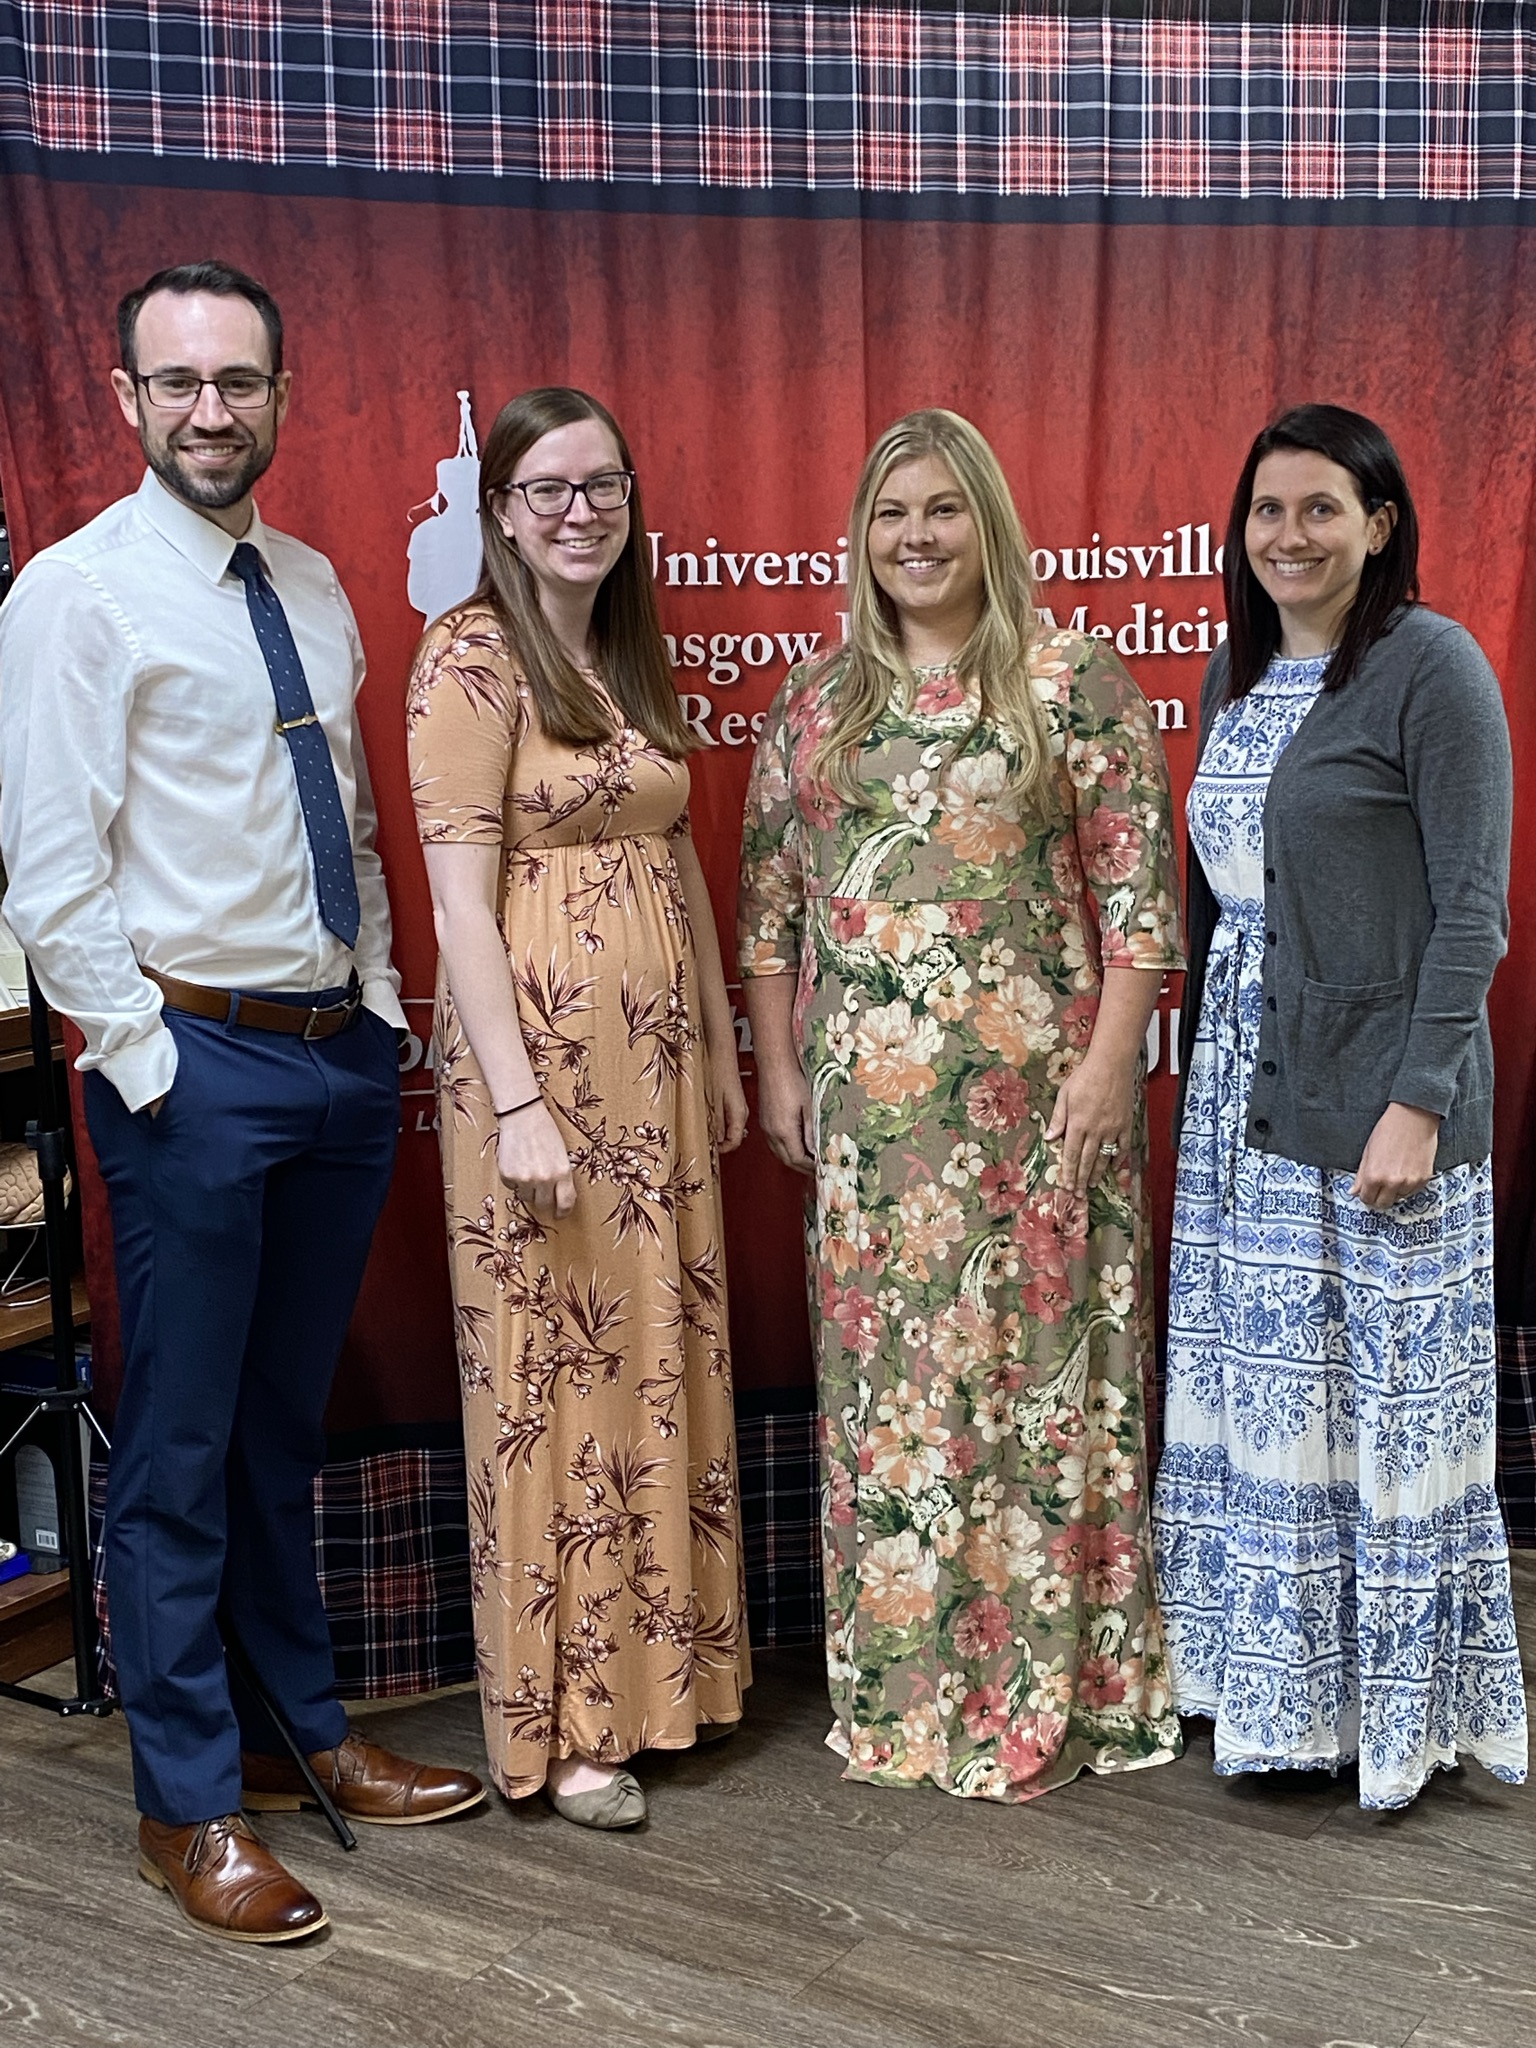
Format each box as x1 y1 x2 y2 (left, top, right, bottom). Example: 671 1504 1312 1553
739 410 1183 1800
407 388 748 1828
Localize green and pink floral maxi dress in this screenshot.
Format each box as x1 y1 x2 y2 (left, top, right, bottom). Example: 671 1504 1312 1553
738 631 1186 1800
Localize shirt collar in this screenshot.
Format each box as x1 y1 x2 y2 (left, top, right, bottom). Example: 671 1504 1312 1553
135 468 274 584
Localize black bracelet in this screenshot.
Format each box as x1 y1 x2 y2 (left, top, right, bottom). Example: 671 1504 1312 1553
493 1092 544 1119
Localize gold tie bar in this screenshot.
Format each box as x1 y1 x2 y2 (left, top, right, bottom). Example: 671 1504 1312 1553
274 712 320 735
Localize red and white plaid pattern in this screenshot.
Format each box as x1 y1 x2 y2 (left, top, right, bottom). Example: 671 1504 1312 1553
538 0 613 183
737 1397 822 1647
1 2 1530 200
1277 21 1352 201
312 1444 476 1699
697 0 771 188
1140 17 1209 201
998 14 1070 198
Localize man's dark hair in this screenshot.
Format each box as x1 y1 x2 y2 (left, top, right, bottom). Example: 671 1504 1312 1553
117 260 284 376
1221 403 1420 702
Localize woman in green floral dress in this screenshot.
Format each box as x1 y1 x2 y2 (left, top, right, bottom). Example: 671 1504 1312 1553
738 410 1185 1800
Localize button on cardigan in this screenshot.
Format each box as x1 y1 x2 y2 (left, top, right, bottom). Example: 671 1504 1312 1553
1176 606 1513 1176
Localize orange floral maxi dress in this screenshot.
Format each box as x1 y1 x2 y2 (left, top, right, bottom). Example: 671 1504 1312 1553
407 607 748 1797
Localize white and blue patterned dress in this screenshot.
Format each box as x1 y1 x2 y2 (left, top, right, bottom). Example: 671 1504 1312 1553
1152 652 1528 1809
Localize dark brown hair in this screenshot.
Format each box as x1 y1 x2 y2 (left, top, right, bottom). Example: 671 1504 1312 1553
1221 403 1420 702
471 387 692 756
117 259 283 374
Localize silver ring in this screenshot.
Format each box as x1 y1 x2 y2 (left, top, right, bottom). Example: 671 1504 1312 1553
1099 1141 1118 1157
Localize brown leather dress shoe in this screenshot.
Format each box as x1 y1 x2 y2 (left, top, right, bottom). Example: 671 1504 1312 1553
242 1728 486 1826
138 1814 327 1943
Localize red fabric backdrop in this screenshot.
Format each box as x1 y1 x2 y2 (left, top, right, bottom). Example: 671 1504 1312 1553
2 176 1533 1421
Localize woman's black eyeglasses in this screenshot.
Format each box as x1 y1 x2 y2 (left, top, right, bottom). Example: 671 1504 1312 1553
502 471 634 518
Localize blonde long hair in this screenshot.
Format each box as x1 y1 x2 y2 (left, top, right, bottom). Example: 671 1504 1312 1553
807 409 1053 809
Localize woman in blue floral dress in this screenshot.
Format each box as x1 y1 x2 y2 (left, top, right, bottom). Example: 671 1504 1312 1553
1153 405 1528 1808
739 411 1184 1801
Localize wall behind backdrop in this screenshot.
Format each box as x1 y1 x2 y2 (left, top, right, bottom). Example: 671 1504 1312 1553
1 3 1533 1687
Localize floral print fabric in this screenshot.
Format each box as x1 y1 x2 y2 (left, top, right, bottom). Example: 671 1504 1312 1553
738 630 1185 1800
408 608 748 1798
1152 653 1528 1809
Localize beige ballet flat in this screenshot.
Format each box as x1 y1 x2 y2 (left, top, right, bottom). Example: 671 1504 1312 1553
542 1769 646 1830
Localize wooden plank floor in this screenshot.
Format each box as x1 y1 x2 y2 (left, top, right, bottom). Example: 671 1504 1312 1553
1 1556 1532 2048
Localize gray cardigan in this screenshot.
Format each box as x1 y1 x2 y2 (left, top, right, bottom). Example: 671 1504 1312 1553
1176 606 1513 1175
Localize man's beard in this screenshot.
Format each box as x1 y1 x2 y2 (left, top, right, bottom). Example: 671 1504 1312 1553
143 426 276 511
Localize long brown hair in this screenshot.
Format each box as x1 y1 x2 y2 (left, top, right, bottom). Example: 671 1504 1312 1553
470 386 694 756
806 409 1053 810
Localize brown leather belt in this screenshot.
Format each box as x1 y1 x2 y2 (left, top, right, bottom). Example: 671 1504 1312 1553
144 967 363 1040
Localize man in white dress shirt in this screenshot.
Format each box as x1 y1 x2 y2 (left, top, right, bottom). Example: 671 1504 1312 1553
0 261 482 1943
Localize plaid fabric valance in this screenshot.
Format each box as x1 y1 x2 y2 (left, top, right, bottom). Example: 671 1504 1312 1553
1 2 1531 203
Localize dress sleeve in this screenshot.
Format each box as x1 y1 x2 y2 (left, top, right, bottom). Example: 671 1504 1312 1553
406 611 521 845
736 672 806 978
1058 635 1185 972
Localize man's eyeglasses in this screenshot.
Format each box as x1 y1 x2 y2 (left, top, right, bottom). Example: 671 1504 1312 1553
503 471 634 518
130 371 279 412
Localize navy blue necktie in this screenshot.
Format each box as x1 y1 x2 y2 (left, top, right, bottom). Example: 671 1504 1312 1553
230 541 361 949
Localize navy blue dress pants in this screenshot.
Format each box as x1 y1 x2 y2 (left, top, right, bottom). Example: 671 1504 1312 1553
84 994 399 1824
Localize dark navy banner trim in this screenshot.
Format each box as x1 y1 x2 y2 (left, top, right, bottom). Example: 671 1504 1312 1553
6 138 1536 229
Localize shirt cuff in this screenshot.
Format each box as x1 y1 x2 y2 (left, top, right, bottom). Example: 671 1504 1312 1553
361 976 409 1035
90 1022 179 1114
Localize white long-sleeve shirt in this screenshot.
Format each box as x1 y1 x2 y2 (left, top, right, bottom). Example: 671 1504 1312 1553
0 469 407 1111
